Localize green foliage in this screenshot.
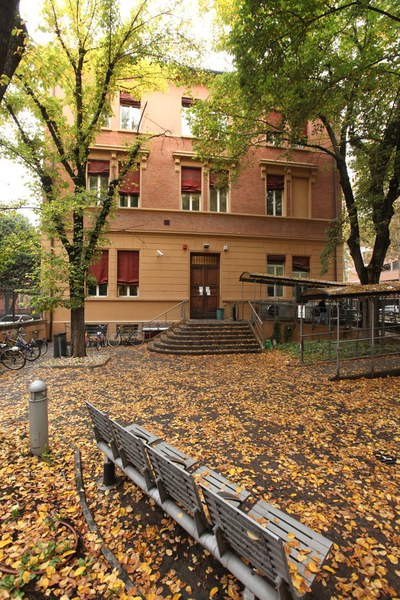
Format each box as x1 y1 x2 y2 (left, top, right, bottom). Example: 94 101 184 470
196 0 400 284
0 212 40 291
0 0 200 355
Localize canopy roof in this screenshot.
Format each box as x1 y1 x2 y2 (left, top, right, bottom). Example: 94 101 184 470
239 271 342 289
300 281 400 301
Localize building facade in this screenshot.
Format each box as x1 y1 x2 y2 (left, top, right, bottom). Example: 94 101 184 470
50 81 342 333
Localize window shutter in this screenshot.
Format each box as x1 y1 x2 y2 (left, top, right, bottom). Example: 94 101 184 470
267 175 284 190
293 256 310 272
117 251 139 285
119 163 140 194
88 160 110 175
89 250 109 283
181 167 202 193
120 92 140 107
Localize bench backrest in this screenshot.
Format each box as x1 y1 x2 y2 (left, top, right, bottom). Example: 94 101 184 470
85 401 118 459
111 420 153 476
146 444 205 520
200 484 291 590
249 499 332 596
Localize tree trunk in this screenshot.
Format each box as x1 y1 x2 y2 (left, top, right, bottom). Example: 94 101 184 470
70 305 86 357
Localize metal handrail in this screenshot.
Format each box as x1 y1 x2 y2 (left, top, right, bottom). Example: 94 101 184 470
247 301 265 349
142 300 188 328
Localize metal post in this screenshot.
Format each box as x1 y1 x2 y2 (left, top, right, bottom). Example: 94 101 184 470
29 380 49 456
97 456 121 491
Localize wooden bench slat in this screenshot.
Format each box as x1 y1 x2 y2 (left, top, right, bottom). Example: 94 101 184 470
193 466 251 505
146 445 204 516
249 500 333 589
153 440 197 470
86 401 119 460
200 484 288 586
111 420 152 474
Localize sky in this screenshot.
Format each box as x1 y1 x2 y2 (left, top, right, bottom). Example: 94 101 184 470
0 0 230 224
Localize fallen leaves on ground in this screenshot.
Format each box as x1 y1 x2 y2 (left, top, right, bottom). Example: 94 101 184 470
0 346 399 599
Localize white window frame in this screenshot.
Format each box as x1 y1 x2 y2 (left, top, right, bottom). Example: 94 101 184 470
87 283 108 297
182 192 201 211
119 193 139 208
120 104 141 131
118 284 138 297
267 261 285 298
266 188 284 216
88 173 109 203
209 186 228 213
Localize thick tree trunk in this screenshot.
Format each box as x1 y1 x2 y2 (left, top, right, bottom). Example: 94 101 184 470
69 267 86 357
70 306 86 357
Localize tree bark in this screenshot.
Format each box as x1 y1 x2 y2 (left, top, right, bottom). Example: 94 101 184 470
70 305 86 357
0 0 27 102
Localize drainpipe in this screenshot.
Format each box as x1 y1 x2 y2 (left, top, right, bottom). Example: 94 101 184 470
333 162 339 282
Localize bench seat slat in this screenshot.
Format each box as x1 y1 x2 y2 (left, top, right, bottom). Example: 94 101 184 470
194 466 251 505
248 500 332 589
153 441 197 470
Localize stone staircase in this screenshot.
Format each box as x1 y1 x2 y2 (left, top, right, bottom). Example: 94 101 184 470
147 320 262 355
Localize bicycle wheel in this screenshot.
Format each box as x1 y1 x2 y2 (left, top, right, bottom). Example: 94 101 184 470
108 332 121 347
129 331 145 345
1 348 26 370
39 339 49 356
23 343 41 361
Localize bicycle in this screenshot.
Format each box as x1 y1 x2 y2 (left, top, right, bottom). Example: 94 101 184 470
3 329 41 361
85 324 108 350
107 324 144 347
29 329 49 356
0 344 26 370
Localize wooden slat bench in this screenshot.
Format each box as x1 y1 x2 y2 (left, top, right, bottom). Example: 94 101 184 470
85 402 333 600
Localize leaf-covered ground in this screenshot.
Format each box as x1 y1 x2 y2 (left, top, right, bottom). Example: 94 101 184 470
0 346 399 599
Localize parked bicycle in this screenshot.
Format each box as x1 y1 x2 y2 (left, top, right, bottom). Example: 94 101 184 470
108 324 144 347
29 329 49 356
3 328 41 361
85 324 108 350
0 344 26 370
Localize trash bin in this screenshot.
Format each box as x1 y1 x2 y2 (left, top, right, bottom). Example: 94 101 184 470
216 308 224 320
53 332 68 358
265 339 273 350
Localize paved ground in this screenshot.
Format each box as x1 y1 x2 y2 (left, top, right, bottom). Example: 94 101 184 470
1 344 399 599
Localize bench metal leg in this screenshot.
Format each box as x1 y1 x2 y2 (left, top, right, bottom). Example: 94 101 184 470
97 457 121 491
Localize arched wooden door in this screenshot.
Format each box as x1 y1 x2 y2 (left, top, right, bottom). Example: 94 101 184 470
190 254 220 319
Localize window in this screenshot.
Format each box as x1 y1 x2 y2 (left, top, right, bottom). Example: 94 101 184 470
88 250 108 296
209 170 228 213
117 251 139 296
267 175 284 216
118 162 140 208
181 166 201 211
292 256 310 279
267 255 285 297
120 92 141 131
292 256 310 301
181 97 195 137
87 160 109 203
100 113 111 128
392 260 399 270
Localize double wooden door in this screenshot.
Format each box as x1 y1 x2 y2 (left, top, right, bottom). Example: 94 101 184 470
190 254 220 319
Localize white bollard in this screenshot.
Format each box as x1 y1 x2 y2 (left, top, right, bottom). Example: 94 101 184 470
29 380 49 456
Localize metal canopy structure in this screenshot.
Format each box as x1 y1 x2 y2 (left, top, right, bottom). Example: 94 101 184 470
239 271 343 289
300 281 400 301
299 281 400 379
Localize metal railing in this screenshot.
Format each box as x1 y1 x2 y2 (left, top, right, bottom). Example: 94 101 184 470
247 301 265 349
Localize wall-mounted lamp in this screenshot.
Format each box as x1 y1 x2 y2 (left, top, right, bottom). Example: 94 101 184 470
223 245 229 252
203 243 210 249
182 244 188 250
156 250 164 257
